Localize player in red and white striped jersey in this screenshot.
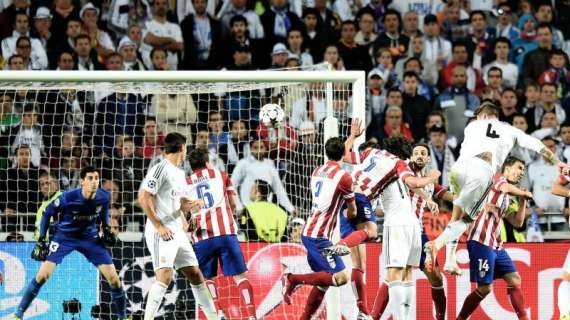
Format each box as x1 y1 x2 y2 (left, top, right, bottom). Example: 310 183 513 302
457 156 531 320
183 148 256 320
550 169 570 320
282 137 356 320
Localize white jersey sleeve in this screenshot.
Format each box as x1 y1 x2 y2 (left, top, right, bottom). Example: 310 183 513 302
512 126 544 154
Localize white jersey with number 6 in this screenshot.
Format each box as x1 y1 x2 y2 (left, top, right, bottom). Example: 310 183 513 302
459 119 544 173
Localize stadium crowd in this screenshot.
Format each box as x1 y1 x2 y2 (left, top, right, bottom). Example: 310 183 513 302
0 0 569 242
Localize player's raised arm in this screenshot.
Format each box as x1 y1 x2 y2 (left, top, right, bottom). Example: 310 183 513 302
497 182 533 199
343 118 364 163
404 168 441 189
513 126 560 165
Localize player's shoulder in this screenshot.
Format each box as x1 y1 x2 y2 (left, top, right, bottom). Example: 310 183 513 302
96 188 111 202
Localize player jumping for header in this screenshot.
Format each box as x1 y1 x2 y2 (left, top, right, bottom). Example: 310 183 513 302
423 102 563 275
13 166 128 319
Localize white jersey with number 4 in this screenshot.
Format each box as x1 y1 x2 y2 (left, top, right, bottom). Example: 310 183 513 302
140 159 187 229
459 119 544 173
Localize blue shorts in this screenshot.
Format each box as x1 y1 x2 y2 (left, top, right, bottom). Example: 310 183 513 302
47 236 113 266
467 240 517 284
340 193 375 239
419 233 440 271
302 236 345 274
193 235 247 279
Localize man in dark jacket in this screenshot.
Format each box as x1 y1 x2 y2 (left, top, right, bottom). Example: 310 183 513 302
523 23 554 86
260 0 302 51
337 20 373 71
402 71 431 141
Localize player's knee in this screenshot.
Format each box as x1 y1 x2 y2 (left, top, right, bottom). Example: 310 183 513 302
233 272 247 283
156 268 174 285
334 271 349 286
426 271 443 287
365 223 377 239
35 272 51 284
477 284 492 296
108 274 122 288
506 273 522 287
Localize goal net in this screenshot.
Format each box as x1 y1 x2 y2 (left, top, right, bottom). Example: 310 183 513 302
0 70 365 320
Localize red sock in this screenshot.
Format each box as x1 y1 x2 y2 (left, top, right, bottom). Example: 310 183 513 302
289 272 335 287
507 285 528 320
352 268 369 314
205 280 220 310
458 289 488 320
339 230 369 247
237 278 256 318
371 282 389 320
300 286 327 320
431 286 446 320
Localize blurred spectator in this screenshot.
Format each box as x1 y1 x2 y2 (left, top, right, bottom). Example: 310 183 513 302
523 81 541 114
373 9 409 63
532 111 559 140
402 71 431 141
256 115 298 159
512 14 538 70
0 94 19 169
138 117 164 160
102 179 124 212
208 110 230 147
312 0 341 41
218 119 251 174
32 7 53 52
225 15 266 69
104 52 124 70
46 128 76 169
59 151 81 189
320 44 344 70
483 37 518 88
560 123 570 163
493 2 519 42
526 83 566 133
220 0 264 40
13 36 48 70
510 113 534 164
80 3 114 59
389 1 440 33
111 135 147 211
2 12 47 69
180 0 223 70
119 37 146 70
34 171 61 240
232 139 295 215
401 57 436 103
522 23 554 87
355 11 376 55
356 0 386 34
481 66 503 103
538 49 570 99
365 69 385 128
74 34 104 70
127 24 144 51
141 0 183 70
56 51 75 70
441 1 470 41
435 64 480 141
286 28 313 67
439 41 484 94
49 18 81 68
535 3 565 50
367 87 402 141
51 0 80 41
270 42 289 68
0 0 31 40
150 92 196 144
287 218 305 243
9 105 44 168
302 8 326 64
337 20 372 71
402 11 421 39
193 127 225 171
148 47 170 70
465 10 495 69
372 47 396 86
499 88 518 123
379 105 412 142
427 124 455 188
423 14 451 70
260 0 302 54
239 179 288 242
0 144 40 223
525 136 568 231
108 0 152 38
109 216 121 236
6 54 25 70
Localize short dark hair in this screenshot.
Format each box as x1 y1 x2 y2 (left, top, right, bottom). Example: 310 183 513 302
452 40 467 52
254 179 271 200
383 9 401 25
163 132 186 154
542 135 557 143
501 87 517 96
150 47 167 59
541 82 557 91
502 156 524 172
428 124 447 134
386 87 402 96
537 22 552 33
230 14 248 27
403 71 420 81
8 54 24 64
40 170 58 180
560 122 570 131
16 36 30 48
358 140 380 152
80 166 99 179
341 20 357 29
74 34 91 45
469 10 486 22
189 147 209 170
404 57 423 71
413 143 430 156
324 137 345 161
145 116 157 123
487 66 503 77
383 136 412 160
493 36 512 49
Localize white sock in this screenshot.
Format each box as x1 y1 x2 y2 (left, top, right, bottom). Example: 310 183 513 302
445 240 459 266
434 220 470 250
388 281 406 320
403 281 414 319
144 281 168 320
559 280 570 316
191 283 218 320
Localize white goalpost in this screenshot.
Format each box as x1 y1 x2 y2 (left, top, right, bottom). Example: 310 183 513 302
0 70 365 320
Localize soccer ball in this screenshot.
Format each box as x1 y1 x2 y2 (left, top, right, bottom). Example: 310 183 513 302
260 103 285 126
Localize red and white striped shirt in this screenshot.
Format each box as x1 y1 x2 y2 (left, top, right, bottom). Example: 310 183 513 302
303 161 355 239
468 173 509 248
409 167 449 222
352 149 414 201
186 168 238 242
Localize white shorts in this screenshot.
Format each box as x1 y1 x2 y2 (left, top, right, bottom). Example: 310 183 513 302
145 223 198 271
382 224 422 268
563 249 570 274
449 157 494 220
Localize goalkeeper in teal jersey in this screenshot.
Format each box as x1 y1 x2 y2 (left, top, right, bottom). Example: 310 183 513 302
13 166 128 319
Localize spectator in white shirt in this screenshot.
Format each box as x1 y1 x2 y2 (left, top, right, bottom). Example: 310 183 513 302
493 2 519 42
525 136 568 231
2 12 47 69
141 0 183 70
118 37 146 70
423 14 451 69
13 36 48 70
5 54 25 70
286 28 313 67
220 0 264 39
232 139 296 215
79 2 115 59
482 37 519 88
10 105 44 168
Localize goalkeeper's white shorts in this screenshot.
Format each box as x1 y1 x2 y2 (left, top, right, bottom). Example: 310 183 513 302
564 249 570 274
449 156 494 220
145 223 198 271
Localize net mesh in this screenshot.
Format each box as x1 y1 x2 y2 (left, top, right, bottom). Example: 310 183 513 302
0 76 355 319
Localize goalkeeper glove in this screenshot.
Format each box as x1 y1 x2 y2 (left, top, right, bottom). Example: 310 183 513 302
31 241 49 261
101 226 117 247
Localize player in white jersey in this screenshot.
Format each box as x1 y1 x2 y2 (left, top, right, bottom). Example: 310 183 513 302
138 133 218 320
282 137 357 319
185 148 256 320
424 102 561 274
551 170 570 320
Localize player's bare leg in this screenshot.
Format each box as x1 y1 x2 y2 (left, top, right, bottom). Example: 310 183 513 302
98 264 128 319
423 263 446 320
282 269 349 306
559 271 570 320
350 244 371 319
14 261 56 319
233 272 256 320
179 266 218 320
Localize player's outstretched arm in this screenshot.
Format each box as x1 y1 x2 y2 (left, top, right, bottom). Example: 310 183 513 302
138 190 174 240
552 176 570 198
343 118 364 163
498 183 533 199
404 170 441 189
